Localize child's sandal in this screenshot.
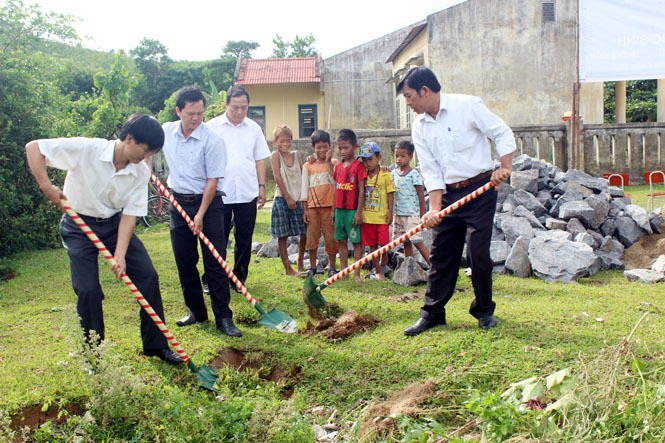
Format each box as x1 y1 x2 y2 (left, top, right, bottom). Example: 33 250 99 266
327 268 338 277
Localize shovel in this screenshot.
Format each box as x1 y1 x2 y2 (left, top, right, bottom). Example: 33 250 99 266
149 171 297 334
59 199 220 392
304 181 495 310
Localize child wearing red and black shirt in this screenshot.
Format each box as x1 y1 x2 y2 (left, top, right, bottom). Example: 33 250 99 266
332 129 367 283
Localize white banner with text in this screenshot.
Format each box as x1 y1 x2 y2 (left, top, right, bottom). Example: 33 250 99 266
579 0 665 82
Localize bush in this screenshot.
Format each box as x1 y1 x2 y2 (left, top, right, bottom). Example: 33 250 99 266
0 144 63 279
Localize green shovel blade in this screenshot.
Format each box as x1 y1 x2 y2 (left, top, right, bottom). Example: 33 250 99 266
259 309 297 333
187 360 220 392
302 275 327 309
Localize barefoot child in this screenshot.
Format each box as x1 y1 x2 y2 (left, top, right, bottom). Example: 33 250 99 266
300 130 339 276
332 129 366 283
359 142 395 281
270 124 307 276
392 140 431 266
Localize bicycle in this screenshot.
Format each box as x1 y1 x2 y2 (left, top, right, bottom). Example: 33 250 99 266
142 182 171 227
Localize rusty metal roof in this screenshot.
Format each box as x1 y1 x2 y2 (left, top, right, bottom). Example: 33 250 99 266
385 21 427 64
235 57 321 85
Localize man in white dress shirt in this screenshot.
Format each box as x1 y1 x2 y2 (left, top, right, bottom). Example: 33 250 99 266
25 113 184 364
207 85 271 292
397 66 515 336
162 85 241 337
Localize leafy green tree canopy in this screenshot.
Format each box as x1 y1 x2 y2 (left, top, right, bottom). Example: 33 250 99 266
603 80 657 123
0 0 81 273
271 34 318 58
222 40 259 59
0 0 77 67
130 37 170 63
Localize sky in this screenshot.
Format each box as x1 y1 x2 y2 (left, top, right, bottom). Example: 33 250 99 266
29 0 464 61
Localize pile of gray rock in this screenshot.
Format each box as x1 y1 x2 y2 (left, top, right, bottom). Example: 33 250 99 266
491 154 664 282
252 154 665 285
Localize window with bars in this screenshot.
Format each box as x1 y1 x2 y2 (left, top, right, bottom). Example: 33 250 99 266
542 2 555 23
298 104 318 138
248 106 266 135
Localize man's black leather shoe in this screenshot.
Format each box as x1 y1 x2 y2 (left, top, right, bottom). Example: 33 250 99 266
230 282 243 294
217 318 242 337
478 315 498 330
404 317 446 336
143 348 185 365
175 310 207 327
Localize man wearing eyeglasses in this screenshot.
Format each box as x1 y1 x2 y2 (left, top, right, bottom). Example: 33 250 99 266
207 86 271 293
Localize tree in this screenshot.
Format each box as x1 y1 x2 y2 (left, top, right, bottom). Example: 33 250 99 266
271 33 318 58
603 80 657 123
290 34 318 57
222 40 259 59
0 0 80 276
271 34 290 58
129 37 169 62
129 37 175 113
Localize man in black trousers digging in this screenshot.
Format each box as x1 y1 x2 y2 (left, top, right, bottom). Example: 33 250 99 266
25 113 184 364
397 66 515 335
161 85 241 337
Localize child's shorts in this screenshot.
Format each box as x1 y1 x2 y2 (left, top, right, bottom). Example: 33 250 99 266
306 207 338 254
361 223 390 247
334 208 361 243
270 197 307 238
392 215 424 243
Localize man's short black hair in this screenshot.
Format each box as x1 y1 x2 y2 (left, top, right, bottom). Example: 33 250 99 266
396 66 442 95
311 129 331 145
120 113 164 152
226 85 250 104
336 128 357 146
395 140 415 156
176 85 206 110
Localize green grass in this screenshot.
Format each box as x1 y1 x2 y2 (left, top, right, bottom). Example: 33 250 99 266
1 206 665 441
624 183 665 210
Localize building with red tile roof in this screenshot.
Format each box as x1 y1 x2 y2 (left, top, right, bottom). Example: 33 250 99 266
233 57 323 140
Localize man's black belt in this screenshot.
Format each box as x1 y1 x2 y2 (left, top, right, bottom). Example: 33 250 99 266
172 191 225 203
446 170 493 191
79 212 120 223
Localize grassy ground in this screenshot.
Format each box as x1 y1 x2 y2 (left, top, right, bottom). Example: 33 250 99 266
623 183 665 210
1 189 664 441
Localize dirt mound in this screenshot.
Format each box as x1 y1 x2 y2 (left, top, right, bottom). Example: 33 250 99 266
359 380 436 437
299 310 380 340
11 403 83 431
623 233 665 269
209 347 302 398
390 290 424 302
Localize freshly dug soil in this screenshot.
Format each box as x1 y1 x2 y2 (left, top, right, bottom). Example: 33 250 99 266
359 380 436 437
209 347 302 398
11 402 83 431
623 233 665 270
299 310 380 340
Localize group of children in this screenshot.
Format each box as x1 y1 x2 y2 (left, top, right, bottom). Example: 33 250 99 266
269 126 431 283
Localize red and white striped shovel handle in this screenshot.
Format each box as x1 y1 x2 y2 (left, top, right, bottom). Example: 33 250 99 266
322 181 494 286
148 172 259 307
59 199 190 363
